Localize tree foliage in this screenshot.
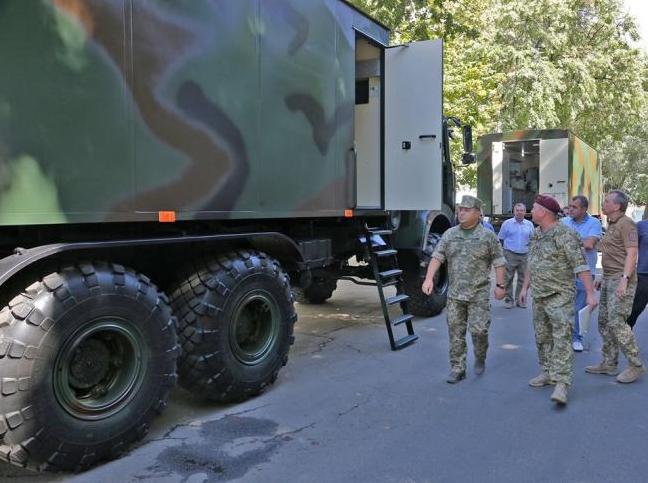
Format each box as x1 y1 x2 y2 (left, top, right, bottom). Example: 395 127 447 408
348 0 648 204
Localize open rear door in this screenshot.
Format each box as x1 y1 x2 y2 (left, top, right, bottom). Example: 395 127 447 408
385 40 443 210
491 141 504 214
540 138 569 208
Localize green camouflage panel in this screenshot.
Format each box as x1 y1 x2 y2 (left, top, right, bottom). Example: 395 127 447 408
569 135 601 216
532 291 574 385
446 297 490 372
0 0 388 226
527 223 589 299
432 223 506 301
598 276 643 368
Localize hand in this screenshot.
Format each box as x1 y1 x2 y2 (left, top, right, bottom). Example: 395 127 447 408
422 277 434 295
615 278 628 298
585 292 598 310
594 279 601 291
494 286 506 300
518 289 527 307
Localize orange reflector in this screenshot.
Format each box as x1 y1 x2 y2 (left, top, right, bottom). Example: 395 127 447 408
158 211 176 223
344 209 353 218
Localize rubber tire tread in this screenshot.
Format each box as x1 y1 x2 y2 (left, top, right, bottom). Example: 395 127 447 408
169 250 296 403
402 233 448 317
0 262 178 472
293 279 337 305
403 272 447 317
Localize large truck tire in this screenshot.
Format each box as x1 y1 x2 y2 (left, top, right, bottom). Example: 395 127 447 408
402 233 448 317
170 250 296 403
293 278 337 304
0 263 178 472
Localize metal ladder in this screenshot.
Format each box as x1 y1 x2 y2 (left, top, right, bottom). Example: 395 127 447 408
364 226 418 351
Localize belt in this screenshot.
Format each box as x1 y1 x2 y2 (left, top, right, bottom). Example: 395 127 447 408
505 249 527 256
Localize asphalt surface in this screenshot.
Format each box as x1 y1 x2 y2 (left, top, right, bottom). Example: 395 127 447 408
2 281 648 483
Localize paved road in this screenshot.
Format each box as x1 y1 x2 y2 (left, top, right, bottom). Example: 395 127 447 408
2 281 648 482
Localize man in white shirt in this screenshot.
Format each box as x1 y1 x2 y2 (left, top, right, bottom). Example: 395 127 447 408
498 203 535 308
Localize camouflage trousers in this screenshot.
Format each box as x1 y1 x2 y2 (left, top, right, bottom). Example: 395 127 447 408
446 297 490 372
532 292 574 385
599 276 643 368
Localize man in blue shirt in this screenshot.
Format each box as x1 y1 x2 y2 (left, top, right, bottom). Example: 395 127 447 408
627 218 648 328
481 214 495 232
498 203 534 308
562 195 602 351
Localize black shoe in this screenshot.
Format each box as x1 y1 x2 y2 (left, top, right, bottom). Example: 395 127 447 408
446 370 466 384
474 359 486 375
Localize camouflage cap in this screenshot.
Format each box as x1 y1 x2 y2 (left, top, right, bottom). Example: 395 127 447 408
458 195 483 210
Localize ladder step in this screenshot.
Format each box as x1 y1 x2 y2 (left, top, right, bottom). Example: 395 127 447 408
382 279 400 288
379 269 402 279
367 229 393 236
386 294 409 306
374 249 398 258
393 334 419 350
392 313 414 326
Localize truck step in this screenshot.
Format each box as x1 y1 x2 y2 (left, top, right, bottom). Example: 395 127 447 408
367 229 393 236
381 279 400 288
391 314 414 327
374 249 398 258
393 334 419 350
386 294 409 306
379 269 402 279
360 227 417 351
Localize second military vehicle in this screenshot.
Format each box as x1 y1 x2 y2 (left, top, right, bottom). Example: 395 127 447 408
477 129 600 224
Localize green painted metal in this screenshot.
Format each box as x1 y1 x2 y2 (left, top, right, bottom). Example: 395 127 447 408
53 318 146 421
569 134 601 215
229 290 280 365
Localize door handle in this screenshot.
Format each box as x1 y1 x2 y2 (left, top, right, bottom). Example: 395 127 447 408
419 134 437 139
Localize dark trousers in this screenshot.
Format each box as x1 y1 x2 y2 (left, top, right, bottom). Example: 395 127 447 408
628 274 648 328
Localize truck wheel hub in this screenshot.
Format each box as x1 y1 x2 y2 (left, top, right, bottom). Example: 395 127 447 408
230 291 279 365
54 319 145 420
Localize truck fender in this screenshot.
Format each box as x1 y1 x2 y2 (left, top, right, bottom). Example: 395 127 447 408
0 232 306 292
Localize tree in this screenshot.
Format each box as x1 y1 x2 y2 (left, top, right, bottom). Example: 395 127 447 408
599 108 648 211
489 0 646 146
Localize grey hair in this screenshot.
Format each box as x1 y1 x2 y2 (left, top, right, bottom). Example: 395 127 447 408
514 203 526 211
571 195 589 209
608 190 629 212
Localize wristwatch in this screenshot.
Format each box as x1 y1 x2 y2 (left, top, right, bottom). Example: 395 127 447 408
496 283 505 289
621 274 630 280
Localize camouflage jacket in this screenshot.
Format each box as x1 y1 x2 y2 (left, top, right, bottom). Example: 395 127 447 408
528 223 590 299
432 224 506 302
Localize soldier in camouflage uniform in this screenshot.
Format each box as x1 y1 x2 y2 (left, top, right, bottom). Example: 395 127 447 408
585 190 645 383
423 195 507 383
519 195 597 405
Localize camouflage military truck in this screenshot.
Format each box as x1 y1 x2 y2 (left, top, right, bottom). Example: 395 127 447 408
477 129 601 224
0 0 473 471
